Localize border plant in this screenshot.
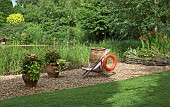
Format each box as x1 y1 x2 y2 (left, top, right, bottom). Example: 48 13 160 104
124 31 170 65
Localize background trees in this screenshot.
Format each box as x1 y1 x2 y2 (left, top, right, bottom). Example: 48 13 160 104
109 0 170 39
0 0 170 42
76 0 112 41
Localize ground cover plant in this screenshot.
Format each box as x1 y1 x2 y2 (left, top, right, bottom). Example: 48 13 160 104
0 70 170 107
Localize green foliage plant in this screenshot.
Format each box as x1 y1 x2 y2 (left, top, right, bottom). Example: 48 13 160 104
0 22 44 45
45 50 68 72
109 0 170 39
0 12 4 25
55 59 69 72
76 0 111 41
139 31 170 54
24 23 44 44
0 0 14 19
124 31 170 59
21 54 41 81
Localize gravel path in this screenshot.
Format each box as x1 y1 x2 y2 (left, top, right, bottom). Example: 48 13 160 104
0 62 170 100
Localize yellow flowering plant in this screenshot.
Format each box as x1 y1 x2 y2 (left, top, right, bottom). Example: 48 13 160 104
6 13 24 24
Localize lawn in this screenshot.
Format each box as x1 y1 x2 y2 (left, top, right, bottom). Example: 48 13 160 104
0 70 170 107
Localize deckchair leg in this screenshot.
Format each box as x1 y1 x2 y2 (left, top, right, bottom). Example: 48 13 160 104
82 71 88 76
83 71 91 78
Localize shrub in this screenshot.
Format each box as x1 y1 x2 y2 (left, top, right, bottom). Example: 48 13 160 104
0 23 44 44
24 23 44 44
76 0 111 41
0 0 14 20
0 12 4 25
6 13 24 24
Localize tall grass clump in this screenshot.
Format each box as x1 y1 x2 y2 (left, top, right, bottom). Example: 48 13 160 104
0 45 58 75
0 39 141 75
59 43 90 68
0 46 25 74
0 44 89 74
98 39 141 58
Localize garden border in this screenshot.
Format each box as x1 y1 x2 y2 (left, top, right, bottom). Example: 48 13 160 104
125 55 170 66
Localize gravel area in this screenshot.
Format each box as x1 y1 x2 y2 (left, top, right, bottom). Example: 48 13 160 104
0 62 170 100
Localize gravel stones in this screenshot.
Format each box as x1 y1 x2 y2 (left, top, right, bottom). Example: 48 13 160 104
0 62 170 100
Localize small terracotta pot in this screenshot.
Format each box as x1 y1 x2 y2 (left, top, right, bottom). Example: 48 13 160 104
22 72 39 87
45 65 59 78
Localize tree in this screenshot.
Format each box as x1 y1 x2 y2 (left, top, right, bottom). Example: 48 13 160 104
0 0 14 20
76 0 111 41
109 0 170 39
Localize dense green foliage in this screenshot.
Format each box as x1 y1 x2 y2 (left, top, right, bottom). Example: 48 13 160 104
124 31 170 59
0 0 169 74
1 70 170 106
23 0 79 42
0 0 14 21
76 0 112 41
0 12 4 25
1 0 170 42
109 0 170 39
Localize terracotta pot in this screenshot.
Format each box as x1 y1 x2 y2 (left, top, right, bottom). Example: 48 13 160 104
22 72 39 87
45 65 59 78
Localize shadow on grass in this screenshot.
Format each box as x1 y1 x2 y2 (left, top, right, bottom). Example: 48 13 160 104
105 70 170 107
131 70 170 107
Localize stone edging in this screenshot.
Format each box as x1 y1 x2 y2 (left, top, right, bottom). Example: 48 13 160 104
125 55 170 66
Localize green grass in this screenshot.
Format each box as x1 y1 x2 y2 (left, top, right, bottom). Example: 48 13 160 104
1 70 170 107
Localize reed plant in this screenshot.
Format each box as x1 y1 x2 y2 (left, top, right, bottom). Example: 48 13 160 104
0 39 139 75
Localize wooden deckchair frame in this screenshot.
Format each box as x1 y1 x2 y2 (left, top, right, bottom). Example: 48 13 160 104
82 49 110 78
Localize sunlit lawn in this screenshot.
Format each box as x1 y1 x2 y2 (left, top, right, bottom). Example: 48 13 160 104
0 70 170 107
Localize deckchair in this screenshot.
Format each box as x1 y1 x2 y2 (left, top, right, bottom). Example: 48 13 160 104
82 49 110 78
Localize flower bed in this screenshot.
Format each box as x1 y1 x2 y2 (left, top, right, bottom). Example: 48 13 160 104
124 31 170 66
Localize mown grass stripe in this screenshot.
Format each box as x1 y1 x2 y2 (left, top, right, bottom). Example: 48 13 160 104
0 70 170 107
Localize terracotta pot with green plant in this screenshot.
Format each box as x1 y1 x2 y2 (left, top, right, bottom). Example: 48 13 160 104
21 54 42 87
45 50 68 78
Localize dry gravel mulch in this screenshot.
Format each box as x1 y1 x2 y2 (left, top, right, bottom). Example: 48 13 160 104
0 62 170 100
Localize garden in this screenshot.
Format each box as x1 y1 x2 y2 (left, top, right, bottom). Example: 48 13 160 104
0 0 170 106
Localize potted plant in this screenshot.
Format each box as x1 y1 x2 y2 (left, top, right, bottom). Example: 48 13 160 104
21 54 42 87
45 50 68 78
